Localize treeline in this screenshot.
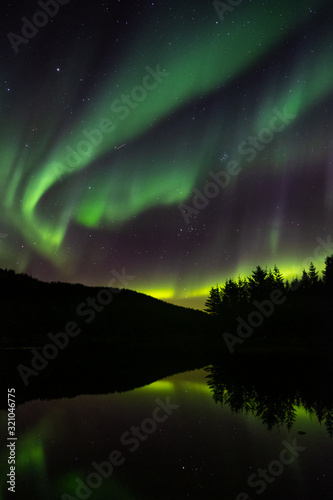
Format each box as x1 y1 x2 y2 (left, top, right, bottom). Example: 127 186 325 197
204 255 333 316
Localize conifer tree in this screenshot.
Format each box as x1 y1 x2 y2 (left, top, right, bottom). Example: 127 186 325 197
204 286 221 315
236 276 248 303
248 265 269 300
308 262 319 286
323 254 333 288
300 270 311 289
272 265 285 289
220 279 239 307
290 277 300 291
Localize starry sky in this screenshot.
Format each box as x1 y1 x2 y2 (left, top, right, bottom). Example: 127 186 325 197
1 0 333 309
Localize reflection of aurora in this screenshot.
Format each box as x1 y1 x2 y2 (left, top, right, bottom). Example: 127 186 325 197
0 376 210 498
139 379 211 395
1 0 333 308
0 376 206 496
147 371 333 437
1 367 332 498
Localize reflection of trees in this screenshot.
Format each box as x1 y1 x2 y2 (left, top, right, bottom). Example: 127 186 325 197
301 401 333 437
205 358 333 437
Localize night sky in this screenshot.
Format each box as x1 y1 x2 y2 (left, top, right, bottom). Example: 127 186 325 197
1 0 333 309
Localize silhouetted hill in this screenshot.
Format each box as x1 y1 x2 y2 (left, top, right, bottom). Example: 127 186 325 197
0 268 213 348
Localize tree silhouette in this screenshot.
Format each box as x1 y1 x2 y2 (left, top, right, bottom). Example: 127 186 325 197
219 276 250 312
204 255 333 347
308 262 319 286
290 277 300 291
272 265 285 289
220 279 238 308
300 269 311 290
204 285 221 315
236 276 249 303
323 254 333 289
247 265 270 301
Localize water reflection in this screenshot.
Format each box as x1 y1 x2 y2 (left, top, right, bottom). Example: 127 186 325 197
205 353 333 437
2 346 333 441
1 362 333 499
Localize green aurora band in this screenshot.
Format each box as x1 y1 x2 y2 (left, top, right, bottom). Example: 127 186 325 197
1 0 332 305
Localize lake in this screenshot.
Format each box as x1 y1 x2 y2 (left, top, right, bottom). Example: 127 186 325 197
1 365 332 499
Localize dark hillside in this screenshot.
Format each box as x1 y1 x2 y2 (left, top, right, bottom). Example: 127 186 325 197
0 268 212 348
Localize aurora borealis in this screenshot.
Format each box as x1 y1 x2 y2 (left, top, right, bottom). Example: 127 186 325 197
1 0 333 308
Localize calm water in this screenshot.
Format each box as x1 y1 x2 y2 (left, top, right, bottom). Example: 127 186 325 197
1 368 332 499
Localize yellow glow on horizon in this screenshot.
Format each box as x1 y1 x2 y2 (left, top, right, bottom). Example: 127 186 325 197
139 288 175 300
136 254 327 310
180 286 212 298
